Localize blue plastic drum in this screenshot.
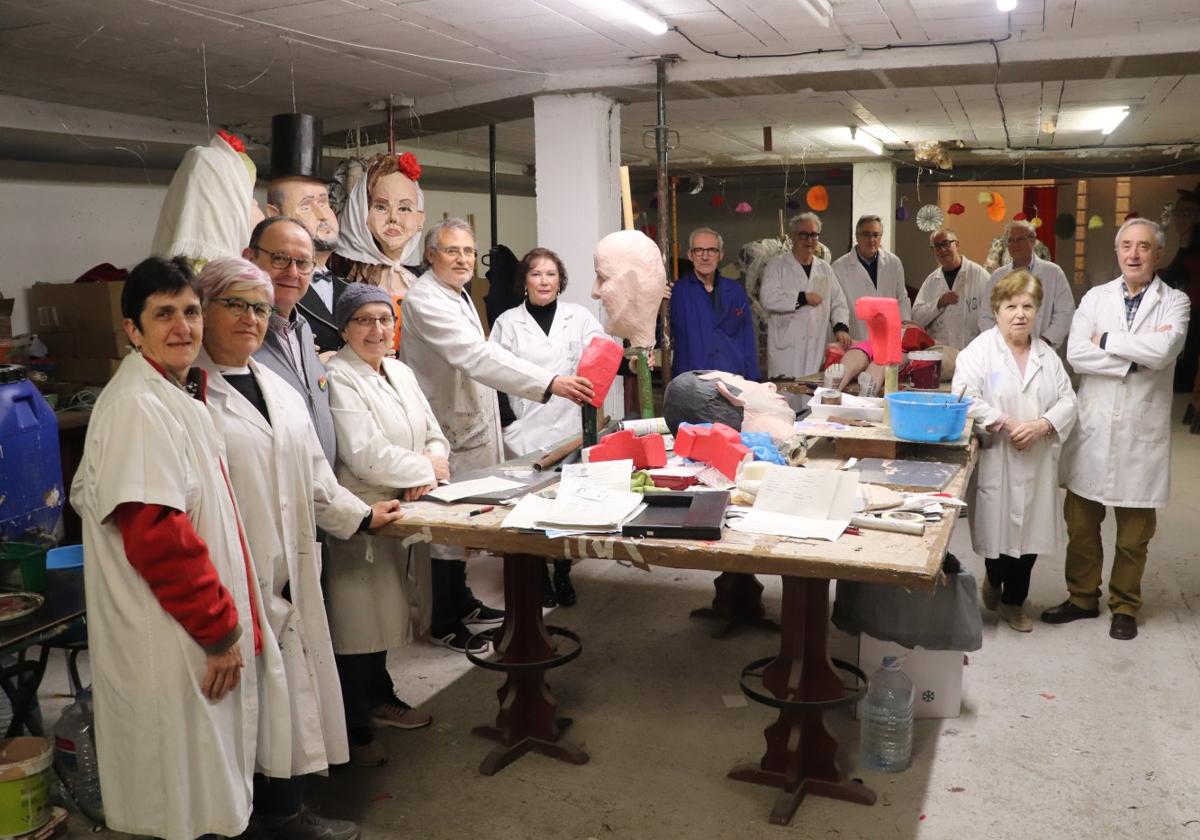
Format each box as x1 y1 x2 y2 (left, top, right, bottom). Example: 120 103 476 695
0 365 63 540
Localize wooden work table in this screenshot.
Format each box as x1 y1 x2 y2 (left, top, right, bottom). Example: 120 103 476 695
377 437 978 826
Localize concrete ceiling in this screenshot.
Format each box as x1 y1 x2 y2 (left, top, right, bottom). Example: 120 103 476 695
1 0 1198 173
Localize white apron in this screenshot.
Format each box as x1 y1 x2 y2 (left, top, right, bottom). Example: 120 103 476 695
953 329 1077 558
70 353 289 840
911 257 990 349
979 255 1076 348
831 248 912 340
489 301 613 457
202 353 368 775
1062 276 1190 508
325 351 451 653
759 253 849 378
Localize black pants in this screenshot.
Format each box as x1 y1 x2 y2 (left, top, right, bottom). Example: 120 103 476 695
985 553 1038 606
252 773 305 819
430 558 480 634
335 650 396 745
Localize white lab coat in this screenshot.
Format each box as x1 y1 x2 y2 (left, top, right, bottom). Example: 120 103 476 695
979 255 1076 348
759 253 848 378
911 257 990 349
324 350 451 653
831 248 912 340
400 269 554 463
1062 276 1190 508
953 328 1077 558
489 301 613 457
201 353 369 776
70 353 290 840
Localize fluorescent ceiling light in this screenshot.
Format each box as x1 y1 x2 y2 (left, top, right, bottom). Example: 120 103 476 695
1093 106 1130 135
849 126 883 156
799 0 833 27
608 0 668 35
996 0 1017 11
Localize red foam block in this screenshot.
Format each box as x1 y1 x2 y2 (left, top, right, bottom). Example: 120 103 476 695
674 423 750 480
854 297 902 364
576 337 623 408
587 429 667 469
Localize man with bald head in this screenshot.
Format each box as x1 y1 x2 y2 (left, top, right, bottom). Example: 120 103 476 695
979 220 1075 348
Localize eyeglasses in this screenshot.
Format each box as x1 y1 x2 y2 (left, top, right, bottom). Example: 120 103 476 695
435 246 476 259
857 231 883 239
932 240 958 250
1006 236 1035 244
793 231 820 240
349 315 396 329
690 247 721 257
252 247 315 275
212 296 274 320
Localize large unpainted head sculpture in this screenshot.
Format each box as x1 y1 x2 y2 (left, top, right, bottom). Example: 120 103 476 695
591 230 667 348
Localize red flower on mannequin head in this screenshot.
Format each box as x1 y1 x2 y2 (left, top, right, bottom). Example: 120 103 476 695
217 129 245 153
396 152 422 181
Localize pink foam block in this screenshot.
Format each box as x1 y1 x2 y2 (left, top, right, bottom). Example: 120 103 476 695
854 297 903 364
587 429 667 469
674 423 750 479
576 337 624 408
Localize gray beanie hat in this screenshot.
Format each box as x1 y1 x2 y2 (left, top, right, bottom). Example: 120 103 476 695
334 283 395 330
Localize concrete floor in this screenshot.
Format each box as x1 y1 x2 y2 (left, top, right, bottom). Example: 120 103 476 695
59 399 1200 839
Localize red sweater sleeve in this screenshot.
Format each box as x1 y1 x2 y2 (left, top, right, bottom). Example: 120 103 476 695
114 502 242 654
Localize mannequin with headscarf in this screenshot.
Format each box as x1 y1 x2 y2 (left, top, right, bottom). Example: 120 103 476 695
329 152 426 353
151 131 264 270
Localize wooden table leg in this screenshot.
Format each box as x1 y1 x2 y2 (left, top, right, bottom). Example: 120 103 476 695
471 553 588 776
690 572 781 638
729 576 875 826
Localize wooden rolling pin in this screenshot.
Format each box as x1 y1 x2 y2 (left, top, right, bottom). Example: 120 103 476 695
532 416 612 471
850 513 926 536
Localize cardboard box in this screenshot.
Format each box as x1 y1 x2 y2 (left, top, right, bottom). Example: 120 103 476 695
28 282 124 334
828 625 965 719
56 357 123 384
40 329 130 360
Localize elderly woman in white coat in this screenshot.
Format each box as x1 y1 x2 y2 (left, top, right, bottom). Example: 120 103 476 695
195 259 403 831
325 283 451 767
952 270 1077 632
490 247 616 606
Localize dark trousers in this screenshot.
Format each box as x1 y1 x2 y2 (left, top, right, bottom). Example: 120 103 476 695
985 553 1038 606
252 773 305 819
430 558 480 633
335 650 396 745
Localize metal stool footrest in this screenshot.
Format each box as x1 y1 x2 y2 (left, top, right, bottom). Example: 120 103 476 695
738 655 868 712
466 626 582 673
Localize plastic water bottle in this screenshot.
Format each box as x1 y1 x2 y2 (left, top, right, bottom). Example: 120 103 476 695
859 656 914 772
53 688 104 824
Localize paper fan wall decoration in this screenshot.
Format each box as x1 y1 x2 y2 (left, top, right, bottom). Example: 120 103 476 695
916 204 945 232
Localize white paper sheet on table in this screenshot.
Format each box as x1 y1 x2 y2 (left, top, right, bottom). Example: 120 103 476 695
728 465 859 541
559 459 634 493
501 494 556 530
537 486 644 530
426 476 523 503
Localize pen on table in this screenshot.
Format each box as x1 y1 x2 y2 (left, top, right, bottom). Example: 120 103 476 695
467 505 495 517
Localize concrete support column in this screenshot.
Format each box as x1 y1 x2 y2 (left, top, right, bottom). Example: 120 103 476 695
533 93 621 311
851 161 898 252
533 92 623 417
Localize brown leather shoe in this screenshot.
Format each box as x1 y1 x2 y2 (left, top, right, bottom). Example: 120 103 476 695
1040 600 1100 624
1110 614 1138 640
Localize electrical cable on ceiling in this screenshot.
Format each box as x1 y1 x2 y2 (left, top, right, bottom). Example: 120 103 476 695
670 26 1012 61
991 40 1011 150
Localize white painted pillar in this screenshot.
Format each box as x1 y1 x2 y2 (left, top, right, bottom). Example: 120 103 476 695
851 161 898 252
533 93 621 312
534 93 624 420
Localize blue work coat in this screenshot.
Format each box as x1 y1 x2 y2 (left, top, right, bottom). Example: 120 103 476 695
670 271 761 379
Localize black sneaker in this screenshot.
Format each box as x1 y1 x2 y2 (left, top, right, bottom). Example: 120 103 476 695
461 603 505 625
552 564 577 607
431 623 489 654
261 806 359 840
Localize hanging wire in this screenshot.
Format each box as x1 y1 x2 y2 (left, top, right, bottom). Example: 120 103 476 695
200 41 210 132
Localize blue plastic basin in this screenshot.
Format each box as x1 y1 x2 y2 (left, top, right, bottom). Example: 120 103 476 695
885 392 970 442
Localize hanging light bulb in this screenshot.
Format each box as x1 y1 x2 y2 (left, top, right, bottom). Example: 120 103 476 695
997 0 1017 11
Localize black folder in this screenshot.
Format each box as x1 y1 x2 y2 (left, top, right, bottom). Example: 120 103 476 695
622 491 730 540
